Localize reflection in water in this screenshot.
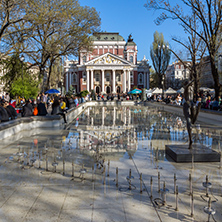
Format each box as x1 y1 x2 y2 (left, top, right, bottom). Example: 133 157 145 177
65 106 221 161
3 106 221 166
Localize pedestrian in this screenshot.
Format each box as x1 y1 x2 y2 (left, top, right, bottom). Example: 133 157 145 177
37 100 48 116
74 97 79 107
4 93 10 102
0 100 9 122
5 101 17 120
22 100 33 117
51 99 67 123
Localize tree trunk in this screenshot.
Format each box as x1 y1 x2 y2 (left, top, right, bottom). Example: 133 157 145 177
209 56 220 99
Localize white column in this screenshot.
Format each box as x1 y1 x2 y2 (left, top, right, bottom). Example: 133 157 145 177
102 70 105 93
123 70 126 93
147 72 149 89
91 70 94 91
128 70 131 92
69 73 72 88
86 69 89 92
77 72 79 93
66 73 69 92
113 107 116 126
144 72 146 88
102 107 105 126
112 70 116 93
128 108 131 125
124 107 126 125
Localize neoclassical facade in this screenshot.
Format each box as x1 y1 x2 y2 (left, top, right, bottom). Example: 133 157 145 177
64 32 150 94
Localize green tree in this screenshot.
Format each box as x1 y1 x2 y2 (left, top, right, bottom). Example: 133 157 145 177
80 90 89 98
149 68 158 88
145 0 222 98
0 54 40 98
150 31 171 91
10 72 40 99
0 54 23 92
67 85 76 97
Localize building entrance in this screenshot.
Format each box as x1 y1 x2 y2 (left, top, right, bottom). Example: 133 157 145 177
96 86 100 94
106 86 111 94
117 86 121 94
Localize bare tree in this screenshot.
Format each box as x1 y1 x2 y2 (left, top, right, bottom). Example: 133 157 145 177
145 0 222 98
169 11 207 101
23 0 100 90
0 0 27 57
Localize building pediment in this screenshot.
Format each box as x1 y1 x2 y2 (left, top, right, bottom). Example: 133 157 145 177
85 53 131 66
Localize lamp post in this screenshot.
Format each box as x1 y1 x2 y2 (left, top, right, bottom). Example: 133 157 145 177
20 55 25 99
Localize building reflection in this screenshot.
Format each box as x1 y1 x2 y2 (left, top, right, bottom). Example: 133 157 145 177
66 106 221 161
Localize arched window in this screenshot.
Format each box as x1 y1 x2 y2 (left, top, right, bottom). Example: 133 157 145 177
82 55 86 63
138 73 143 84
116 73 121 82
95 73 100 81
130 55 133 63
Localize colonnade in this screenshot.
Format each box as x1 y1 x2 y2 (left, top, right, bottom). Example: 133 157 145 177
86 69 131 93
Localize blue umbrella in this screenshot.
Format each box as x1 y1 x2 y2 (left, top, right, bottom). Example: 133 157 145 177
45 89 60 94
128 88 142 94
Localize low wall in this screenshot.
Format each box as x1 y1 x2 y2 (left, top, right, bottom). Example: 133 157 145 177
0 100 136 140
144 101 222 127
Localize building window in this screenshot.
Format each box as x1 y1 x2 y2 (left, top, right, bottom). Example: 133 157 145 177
73 73 77 83
130 71 134 83
181 65 184 69
116 73 121 82
82 55 86 63
82 72 86 82
130 56 133 63
176 65 179 69
95 73 100 81
138 73 143 84
105 72 110 81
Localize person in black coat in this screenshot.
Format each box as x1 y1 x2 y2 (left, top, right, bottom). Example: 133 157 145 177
5 101 17 119
37 100 48 116
51 99 60 115
0 100 9 122
22 100 33 117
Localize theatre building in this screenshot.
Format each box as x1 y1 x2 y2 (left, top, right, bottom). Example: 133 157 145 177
64 32 150 94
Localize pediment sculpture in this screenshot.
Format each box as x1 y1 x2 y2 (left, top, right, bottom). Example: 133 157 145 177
93 55 123 65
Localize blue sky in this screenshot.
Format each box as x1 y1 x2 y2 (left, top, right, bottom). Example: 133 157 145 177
79 0 188 64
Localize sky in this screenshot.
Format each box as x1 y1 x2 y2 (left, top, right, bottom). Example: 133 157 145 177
79 0 188 65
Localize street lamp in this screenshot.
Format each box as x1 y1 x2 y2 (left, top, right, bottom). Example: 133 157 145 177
20 55 25 98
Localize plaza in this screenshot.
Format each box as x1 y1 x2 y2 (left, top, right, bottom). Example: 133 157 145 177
0 101 221 222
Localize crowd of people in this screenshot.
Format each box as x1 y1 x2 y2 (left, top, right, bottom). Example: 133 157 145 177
0 90 221 123
151 92 222 111
0 93 82 123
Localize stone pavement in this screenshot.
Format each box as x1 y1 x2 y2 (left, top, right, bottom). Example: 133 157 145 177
0 103 221 222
